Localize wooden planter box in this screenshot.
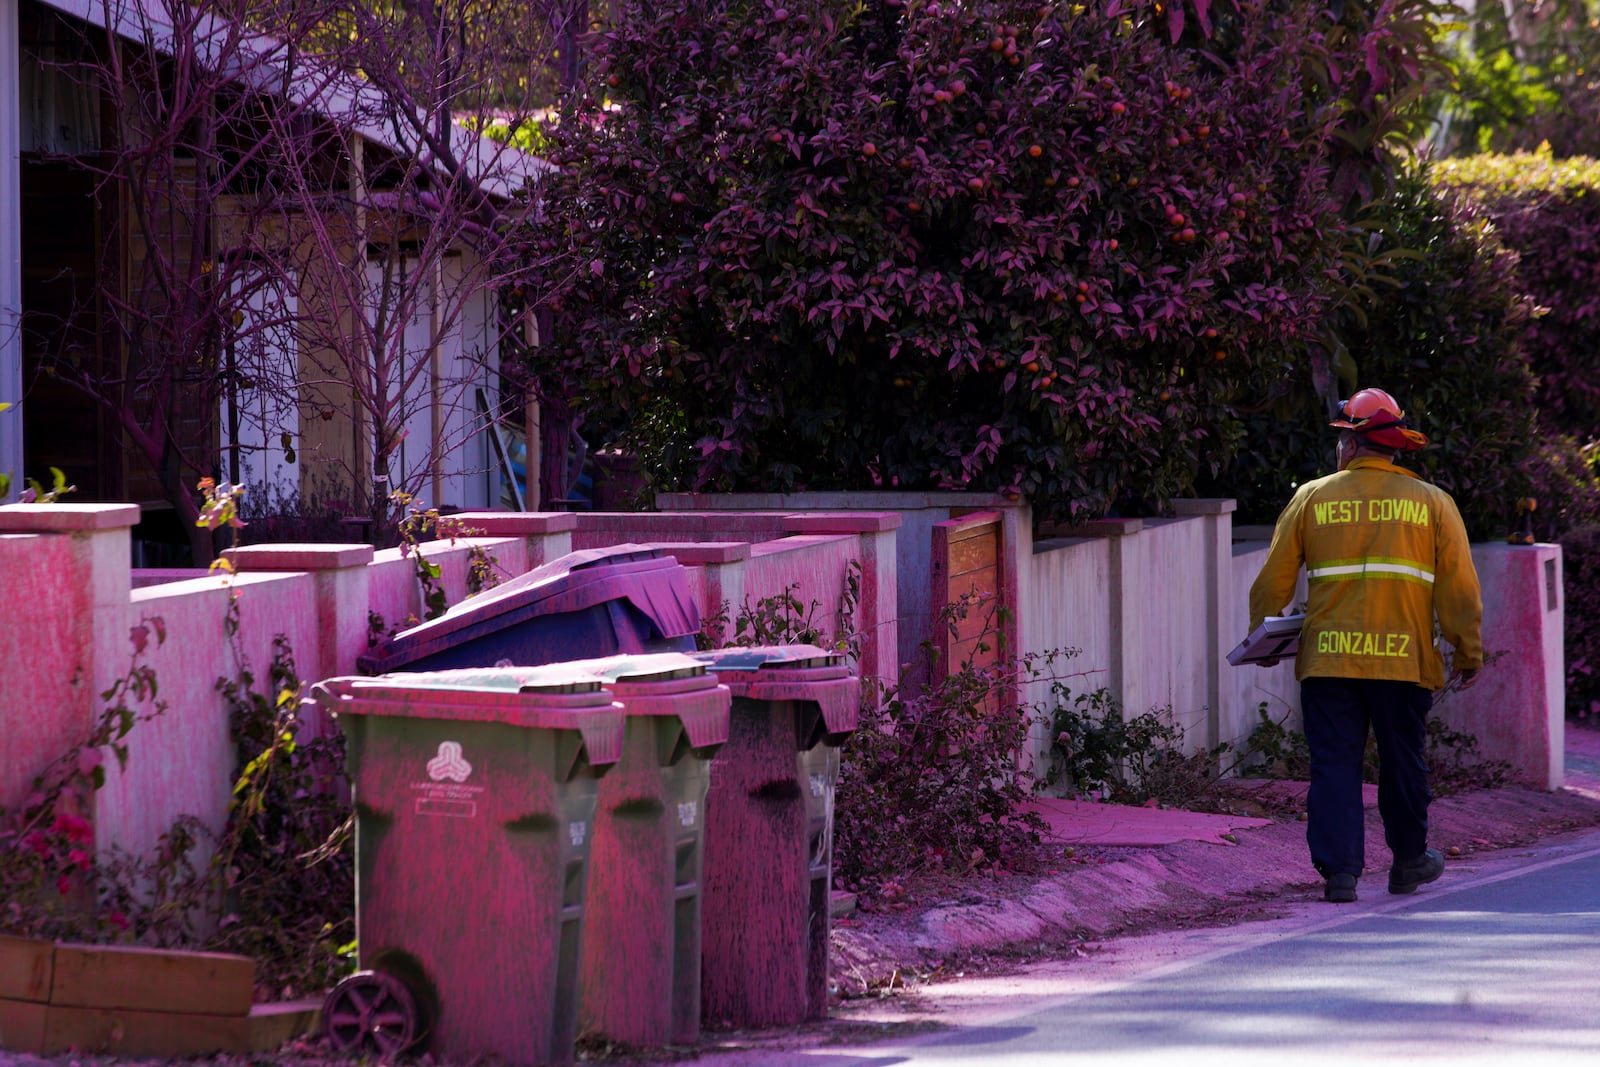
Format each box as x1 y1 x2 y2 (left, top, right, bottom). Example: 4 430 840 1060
0 936 318 1056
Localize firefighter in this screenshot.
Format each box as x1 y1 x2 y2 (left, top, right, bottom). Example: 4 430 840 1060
1250 388 1484 903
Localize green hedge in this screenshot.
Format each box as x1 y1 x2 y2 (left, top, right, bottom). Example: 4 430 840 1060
1200 163 1560 543
1433 150 1600 446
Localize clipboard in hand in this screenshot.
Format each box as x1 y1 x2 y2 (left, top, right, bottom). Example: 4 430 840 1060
1226 614 1304 666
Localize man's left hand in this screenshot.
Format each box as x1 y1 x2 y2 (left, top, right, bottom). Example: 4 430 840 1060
1451 667 1481 690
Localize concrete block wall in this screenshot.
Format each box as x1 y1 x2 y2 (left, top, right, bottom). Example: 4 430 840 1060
106 571 320 862
0 504 895 869
1021 530 1114 753
1225 539 1565 791
1019 508 1227 771
0 495 1568 878
0 506 136 822
658 492 1016 678
672 494 1566 793
1225 542 1302 747
1114 517 1216 744
1449 544 1565 791
0 508 581 862
572 510 901 685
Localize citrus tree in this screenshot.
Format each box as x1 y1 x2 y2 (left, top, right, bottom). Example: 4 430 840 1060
527 0 1438 520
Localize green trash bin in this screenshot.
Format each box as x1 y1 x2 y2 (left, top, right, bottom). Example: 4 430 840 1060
311 665 625 1067
563 652 730 1048
692 645 859 1027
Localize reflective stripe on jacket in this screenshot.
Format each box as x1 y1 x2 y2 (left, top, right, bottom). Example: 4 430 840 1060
1249 456 1484 689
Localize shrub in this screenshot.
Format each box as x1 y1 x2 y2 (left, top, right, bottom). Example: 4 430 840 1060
204 631 353 995
525 0 1441 521
1427 154 1600 709
833 594 1047 886
1239 703 1509 796
1561 525 1600 721
1516 436 1600 543
1425 717 1511 795
1237 703 1312 781
1433 150 1600 443
1206 162 1546 542
834 650 1048 886
1040 685 1219 803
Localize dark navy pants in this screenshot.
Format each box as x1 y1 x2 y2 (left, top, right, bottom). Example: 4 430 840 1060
1300 676 1433 879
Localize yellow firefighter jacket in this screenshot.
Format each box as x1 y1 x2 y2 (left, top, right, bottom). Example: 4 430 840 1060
1249 455 1483 689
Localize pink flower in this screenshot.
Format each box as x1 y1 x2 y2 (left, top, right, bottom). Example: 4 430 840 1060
67 849 91 870
22 831 51 858
107 911 130 931
56 875 72 895
51 813 93 844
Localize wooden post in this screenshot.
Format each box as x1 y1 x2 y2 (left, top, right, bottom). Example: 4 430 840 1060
0 0 22 495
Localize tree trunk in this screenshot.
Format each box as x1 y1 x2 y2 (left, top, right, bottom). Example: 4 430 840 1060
154 446 209 565
539 398 573 506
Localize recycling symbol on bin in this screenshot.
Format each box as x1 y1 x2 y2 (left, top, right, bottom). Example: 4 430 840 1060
426 741 473 783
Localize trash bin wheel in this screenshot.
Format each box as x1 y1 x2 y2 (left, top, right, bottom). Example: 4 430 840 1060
323 970 422 1057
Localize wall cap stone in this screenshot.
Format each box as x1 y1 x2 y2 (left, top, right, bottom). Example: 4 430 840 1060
781 512 903 534
0 503 141 531
1039 517 1144 538
658 491 1018 510
447 511 578 535
650 542 752 565
224 544 375 570
1170 498 1237 516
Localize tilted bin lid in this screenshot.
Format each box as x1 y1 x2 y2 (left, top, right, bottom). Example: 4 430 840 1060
692 644 859 748
357 544 702 674
309 663 627 768
561 651 731 756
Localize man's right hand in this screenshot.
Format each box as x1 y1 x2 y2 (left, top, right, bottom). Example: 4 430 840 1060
1256 658 1281 669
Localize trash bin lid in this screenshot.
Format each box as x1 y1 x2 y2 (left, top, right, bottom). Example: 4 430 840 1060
360 544 701 673
565 651 712 686
561 652 731 753
309 666 626 767
689 645 843 672
354 663 612 694
693 644 859 745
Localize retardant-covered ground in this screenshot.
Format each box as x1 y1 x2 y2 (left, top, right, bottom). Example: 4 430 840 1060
6 726 1600 1067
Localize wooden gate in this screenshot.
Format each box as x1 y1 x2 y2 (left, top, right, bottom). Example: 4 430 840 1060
929 510 1009 687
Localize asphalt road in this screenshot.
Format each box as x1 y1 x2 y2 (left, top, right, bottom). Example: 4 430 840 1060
683 828 1600 1067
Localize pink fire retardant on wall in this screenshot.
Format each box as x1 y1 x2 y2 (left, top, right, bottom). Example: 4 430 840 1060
0 496 1567 910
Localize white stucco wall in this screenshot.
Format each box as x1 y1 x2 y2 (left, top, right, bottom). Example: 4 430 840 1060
1226 542 1304 747
1021 532 1114 714
660 492 1565 789
1120 518 1214 737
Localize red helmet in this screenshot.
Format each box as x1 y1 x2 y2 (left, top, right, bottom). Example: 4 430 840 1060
1329 388 1429 450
